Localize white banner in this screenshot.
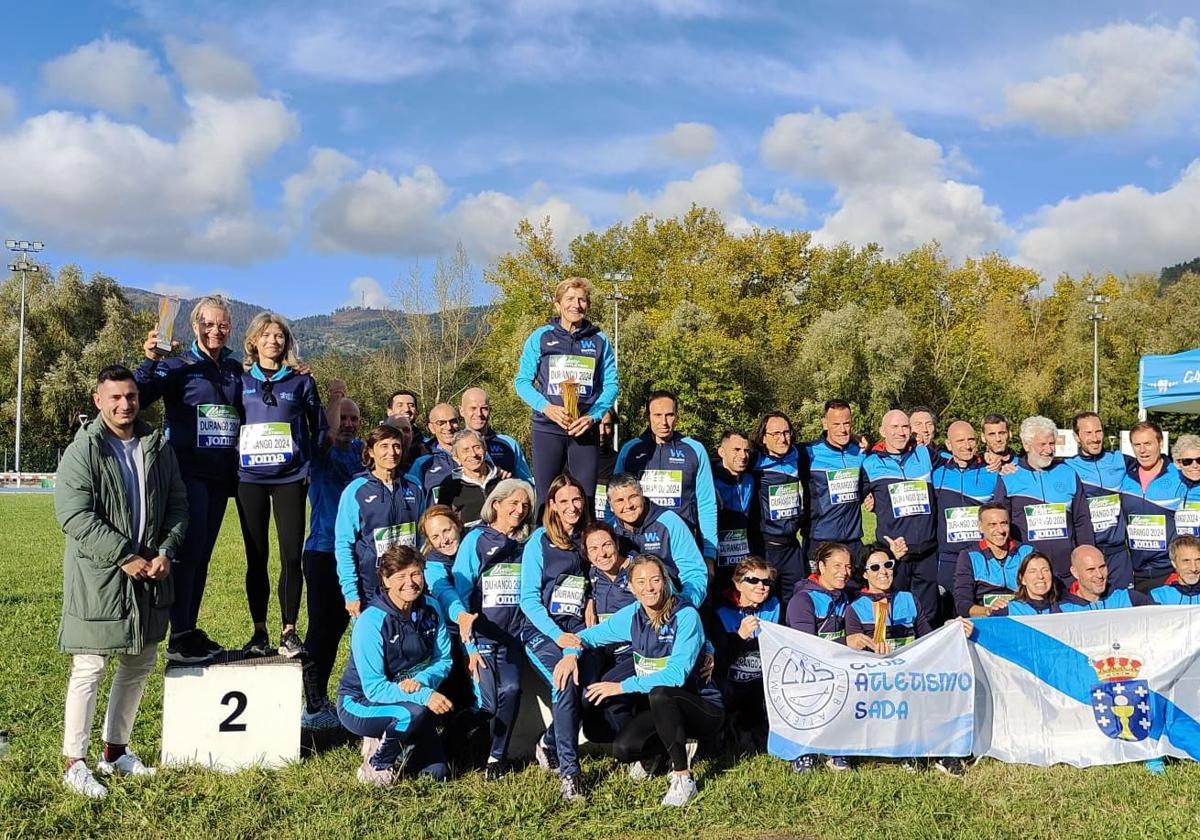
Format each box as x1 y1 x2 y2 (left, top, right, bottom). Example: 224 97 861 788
760 621 974 759
970 606 1200 767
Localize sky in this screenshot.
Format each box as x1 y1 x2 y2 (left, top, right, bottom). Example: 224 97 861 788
2 1 1200 316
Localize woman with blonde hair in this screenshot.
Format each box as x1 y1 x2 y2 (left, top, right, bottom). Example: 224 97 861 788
135 294 243 663
234 311 325 658
514 277 619 510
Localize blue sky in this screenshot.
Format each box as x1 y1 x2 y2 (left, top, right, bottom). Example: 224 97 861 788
2 1 1199 315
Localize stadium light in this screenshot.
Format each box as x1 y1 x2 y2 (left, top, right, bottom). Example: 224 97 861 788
6 239 45 488
603 271 631 450
1086 294 1111 415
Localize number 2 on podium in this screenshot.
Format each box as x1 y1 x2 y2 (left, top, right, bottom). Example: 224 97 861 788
220 690 248 732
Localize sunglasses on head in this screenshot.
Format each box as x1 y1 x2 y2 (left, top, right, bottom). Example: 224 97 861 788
1179 457 1200 467
867 560 896 572
261 379 277 407
739 575 773 586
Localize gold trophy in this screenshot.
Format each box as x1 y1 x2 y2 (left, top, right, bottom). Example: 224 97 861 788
872 599 888 652
560 378 580 424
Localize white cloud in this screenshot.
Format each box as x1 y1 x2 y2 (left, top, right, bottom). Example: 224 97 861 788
1017 160 1200 278
151 281 196 298
1001 19 1200 135
347 275 390 308
0 85 15 124
654 121 717 162
165 38 259 97
41 37 176 123
310 163 593 262
624 162 751 230
282 147 359 222
0 94 298 263
761 108 1009 260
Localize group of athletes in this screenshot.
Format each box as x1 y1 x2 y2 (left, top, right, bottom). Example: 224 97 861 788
57 275 1200 804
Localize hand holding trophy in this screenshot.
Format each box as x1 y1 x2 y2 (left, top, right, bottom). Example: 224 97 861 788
560 378 580 424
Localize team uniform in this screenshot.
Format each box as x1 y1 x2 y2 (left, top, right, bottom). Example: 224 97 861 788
844 589 931 647
952 540 1035 618
713 596 780 735
134 342 242 644
448 525 528 765
1118 460 1184 589
994 457 1095 585
583 561 637 739
1174 474 1200 540
712 463 755 598
1066 450 1135 589
616 431 718 562
518 528 591 781
514 317 619 508
995 596 1062 616
236 364 325 636
802 436 866 564
751 447 806 603
785 576 852 641
334 472 426 606
613 502 708 608
481 428 533 483
862 443 940 622
1059 583 1154 611
932 458 1000 620
337 593 452 780
407 446 457 504
1150 574 1200 605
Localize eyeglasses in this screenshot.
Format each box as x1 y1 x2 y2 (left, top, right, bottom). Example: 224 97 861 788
867 560 896 572
1179 457 1200 467
261 379 277 407
739 575 773 586
199 321 231 333
764 430 792 439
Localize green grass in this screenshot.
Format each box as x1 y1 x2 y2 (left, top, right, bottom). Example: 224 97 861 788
1 494 1197 839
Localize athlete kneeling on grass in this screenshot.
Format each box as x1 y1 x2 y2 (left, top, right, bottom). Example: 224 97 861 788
519 474 592 802
418 505 476 721
713 556 779 754
447 479 537 778
337 545 453 786
845 545 968 776
554 554 724 808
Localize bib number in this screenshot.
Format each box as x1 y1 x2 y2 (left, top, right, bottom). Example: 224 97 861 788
239 422 293 467
1024 502 1068 541
1086 494 1121 533
594 483 608 520
549 575 587 617
197 404 239 449
1176 503 1200 537
768 482 800 520
481 563 521 609
728 651 762 682
633 652 669 678
717 529 750 567
943 506 981 544
888 480 930 518
641 469 683 508
547 355 596 397
827 468 860 505
1127 514 1168 552
372 523 416 560
982 593 1012 609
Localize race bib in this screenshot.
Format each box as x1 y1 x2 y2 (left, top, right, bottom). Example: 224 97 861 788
1176 503 1200 537
1024 502 1068 541
728 651 762 682
818 629 846 642
827 468 860 505
943 505 981 544
481 563 521 609
768 482 800 520
717 529 750 567
982 593 1012 608
196 404 239 449
372 523 417 560
1127 514 1168 552
397 657 431 681
549 575 587 617
547 355 596 396
1087 494 1121 533
633 652 669 677
641 469 683 508
239 422 293 467
888 480 931 518
594 483 608 520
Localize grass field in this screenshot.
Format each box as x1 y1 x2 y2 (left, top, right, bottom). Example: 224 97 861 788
1 494 1198 839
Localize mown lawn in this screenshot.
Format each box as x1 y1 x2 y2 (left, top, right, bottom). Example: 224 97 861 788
1 494 1197 839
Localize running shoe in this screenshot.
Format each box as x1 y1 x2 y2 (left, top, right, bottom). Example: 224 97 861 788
63 761 107 799
827 756 852 772
629 755 661 780
243 630 271 657
1145 757 1166 776
301 699 341 731
661 773 698 807
97 750 155 777
791 754 818 774
534 737 559 772
933 757 966 777
278 629 304 659
166 630 215 663
560 774 585 803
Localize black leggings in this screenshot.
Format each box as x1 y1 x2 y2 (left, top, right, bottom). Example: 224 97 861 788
531 426 599 510
236 480 307 626
302 550 349 709
612 686 724 772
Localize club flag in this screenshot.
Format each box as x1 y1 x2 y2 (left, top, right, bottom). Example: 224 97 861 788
970 606 1200 767
760 621 974 759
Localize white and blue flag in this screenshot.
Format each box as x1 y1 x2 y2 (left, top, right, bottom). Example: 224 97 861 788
971 606 1200 767
760 621 974 759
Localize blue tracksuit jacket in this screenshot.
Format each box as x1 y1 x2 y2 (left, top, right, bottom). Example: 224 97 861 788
616 430 717 559
994 457 1094 581
613 502 708 607
932 459 1000 566
862 443 938 555
237 364 325 484
802 436 866 543
335 472 426 603
1065 450 1132 550
514 317 619 435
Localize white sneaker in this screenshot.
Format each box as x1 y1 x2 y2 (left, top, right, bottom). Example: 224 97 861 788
97 750 155 777
661 773 698 807
63 761 107 799
360 736 381 763
629 755 661 781
301 700 341 731
355 762 395 787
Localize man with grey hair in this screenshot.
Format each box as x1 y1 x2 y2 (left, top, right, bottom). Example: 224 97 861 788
994 415 1095 584
436 428 503 527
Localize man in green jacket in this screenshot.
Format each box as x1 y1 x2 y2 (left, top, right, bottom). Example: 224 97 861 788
55 364 188 798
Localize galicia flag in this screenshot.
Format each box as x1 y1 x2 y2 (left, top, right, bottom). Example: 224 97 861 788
970 606 1200 767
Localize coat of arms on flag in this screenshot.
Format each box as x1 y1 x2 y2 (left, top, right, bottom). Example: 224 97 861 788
1091 651 1152 742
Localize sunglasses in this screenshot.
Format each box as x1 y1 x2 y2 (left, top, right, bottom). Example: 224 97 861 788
261 379 277 407
867 560 896 572
739 575 773 586
1179 457 1200 467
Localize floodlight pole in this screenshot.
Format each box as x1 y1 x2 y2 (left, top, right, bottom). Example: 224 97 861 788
1086 293 1110 415
603 271 630 450
6 239 44 488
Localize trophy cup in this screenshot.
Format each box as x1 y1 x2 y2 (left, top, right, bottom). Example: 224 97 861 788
155 295 181 354
560 379 580 424
872 599 888 652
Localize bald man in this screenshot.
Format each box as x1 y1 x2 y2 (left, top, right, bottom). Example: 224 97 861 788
1060 545 1153 611
406 403 461 501
862 409 941 622
930 421 1001 623
459 387 532 482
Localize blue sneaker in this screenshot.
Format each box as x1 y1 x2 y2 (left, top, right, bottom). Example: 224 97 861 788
827 756 852 772
791 754 817 774
1145 757 1166 776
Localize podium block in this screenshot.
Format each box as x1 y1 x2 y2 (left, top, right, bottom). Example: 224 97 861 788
161 655 301 772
